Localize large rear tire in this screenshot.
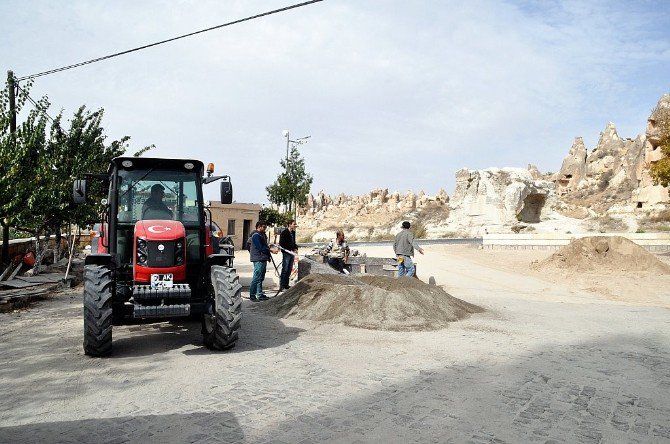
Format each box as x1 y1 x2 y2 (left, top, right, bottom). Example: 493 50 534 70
83 265 113 357
202 266 242 350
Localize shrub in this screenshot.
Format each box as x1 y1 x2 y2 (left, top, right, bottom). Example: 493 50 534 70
650 209 670 223
411 221 427 239
598 170 614 191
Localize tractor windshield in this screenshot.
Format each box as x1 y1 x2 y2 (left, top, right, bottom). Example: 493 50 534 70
116 168 201 227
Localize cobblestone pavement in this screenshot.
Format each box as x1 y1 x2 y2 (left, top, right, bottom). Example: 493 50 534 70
1 280 669 442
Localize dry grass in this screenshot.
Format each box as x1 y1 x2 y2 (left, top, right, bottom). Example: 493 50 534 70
596 215 629 233
649 209 670 223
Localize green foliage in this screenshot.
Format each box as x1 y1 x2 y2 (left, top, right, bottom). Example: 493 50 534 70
0 78 151 246
266 144 313 213
649 103 670 188
8 227 32 240
259 207 292 227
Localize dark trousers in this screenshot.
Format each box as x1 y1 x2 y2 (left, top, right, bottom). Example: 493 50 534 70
280 251 294 288
327 257 346 273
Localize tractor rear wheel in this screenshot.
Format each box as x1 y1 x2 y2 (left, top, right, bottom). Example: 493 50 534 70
83 265 113 357
202 266 242 350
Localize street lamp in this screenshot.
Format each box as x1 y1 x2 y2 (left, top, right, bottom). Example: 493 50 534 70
282 130 310 174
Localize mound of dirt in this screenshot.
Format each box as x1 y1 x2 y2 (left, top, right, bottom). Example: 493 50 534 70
534 236 670 274
255 273 483 331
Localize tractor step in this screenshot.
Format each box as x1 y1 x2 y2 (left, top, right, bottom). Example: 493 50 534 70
132 283 191 301
133 304 190 318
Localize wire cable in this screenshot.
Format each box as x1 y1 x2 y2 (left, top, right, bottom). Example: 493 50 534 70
17 0 324 82
15 84 58 125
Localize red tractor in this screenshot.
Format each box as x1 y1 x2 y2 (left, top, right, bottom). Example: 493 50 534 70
73 157 240 357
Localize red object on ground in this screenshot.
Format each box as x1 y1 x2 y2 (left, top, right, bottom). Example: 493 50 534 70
22 251 35 267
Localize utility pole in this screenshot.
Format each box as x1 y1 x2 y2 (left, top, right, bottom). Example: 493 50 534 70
285 130 290 174
2 71 16 266
282 130 310 216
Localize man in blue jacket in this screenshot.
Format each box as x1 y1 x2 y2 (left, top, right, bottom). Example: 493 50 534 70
249 221 278 301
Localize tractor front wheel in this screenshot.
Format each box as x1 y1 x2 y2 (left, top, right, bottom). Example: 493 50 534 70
202 266 242 350
83 265 113 357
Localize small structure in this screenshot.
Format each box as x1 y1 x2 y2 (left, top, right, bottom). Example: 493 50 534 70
209 202 261 251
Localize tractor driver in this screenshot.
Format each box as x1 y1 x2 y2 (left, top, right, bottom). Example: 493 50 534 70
141 184 173 220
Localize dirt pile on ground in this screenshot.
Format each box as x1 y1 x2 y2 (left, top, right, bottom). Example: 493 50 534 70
256 273 483 331
534 236 670 274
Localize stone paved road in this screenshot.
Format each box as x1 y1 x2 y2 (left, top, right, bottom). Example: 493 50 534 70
1 259 669 443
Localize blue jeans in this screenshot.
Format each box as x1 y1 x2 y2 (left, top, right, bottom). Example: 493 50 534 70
249 261 267 297
397 255 415 277
280 251 294 289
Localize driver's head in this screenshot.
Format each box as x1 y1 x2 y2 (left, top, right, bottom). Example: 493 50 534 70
150 184 165 199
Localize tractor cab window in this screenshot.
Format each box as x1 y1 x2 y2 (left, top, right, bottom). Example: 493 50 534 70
117 169 201 226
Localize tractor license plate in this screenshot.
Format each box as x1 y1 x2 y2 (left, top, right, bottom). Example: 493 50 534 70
151 273 174 289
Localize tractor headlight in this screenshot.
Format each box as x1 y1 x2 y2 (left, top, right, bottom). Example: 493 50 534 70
175 238 185 265
136 238 148 265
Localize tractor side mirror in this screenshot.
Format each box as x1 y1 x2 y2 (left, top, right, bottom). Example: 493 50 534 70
73 179 87 204
221 179 233 204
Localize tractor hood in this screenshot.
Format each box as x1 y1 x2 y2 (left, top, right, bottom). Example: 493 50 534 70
134 220 186 241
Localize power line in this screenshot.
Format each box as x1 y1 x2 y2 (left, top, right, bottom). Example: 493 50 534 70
15 84 57 124
17 0 324 82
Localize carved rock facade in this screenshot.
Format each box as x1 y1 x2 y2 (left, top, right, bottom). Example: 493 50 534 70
443 167 556 235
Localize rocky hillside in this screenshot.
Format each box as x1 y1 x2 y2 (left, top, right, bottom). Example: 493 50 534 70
297 94 670 241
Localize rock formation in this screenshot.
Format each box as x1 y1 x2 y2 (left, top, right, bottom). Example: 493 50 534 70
443 167 555 235
295 93 670 239
555 137 588 195
298 188 449 242
632 94 670 208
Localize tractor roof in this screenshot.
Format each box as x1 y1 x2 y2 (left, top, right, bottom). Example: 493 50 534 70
110 157 205 175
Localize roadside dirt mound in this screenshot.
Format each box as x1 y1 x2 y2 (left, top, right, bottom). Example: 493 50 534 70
255 273 483 331
534 236 670 274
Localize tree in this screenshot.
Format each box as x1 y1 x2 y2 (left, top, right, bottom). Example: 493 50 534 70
1 78 151 267
266 144 313 215
0 80 46 231
259 207 292 227
649 102 670 188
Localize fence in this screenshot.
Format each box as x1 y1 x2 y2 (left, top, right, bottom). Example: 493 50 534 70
482 232 670 253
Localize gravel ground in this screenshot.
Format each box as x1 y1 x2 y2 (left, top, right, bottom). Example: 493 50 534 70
0 246 669 443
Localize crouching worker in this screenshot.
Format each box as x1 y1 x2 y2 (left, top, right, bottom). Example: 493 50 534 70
249 221 279 301
323 230 350 274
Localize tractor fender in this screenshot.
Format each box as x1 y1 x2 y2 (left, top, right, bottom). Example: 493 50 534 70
85 253 115 268
205 253 234 267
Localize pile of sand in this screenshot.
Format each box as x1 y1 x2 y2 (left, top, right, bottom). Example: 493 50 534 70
534 236 670 274
255 273 483 331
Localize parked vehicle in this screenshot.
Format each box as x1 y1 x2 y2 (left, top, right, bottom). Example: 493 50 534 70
73 157 240 356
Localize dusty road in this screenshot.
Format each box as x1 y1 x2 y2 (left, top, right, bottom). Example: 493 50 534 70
0 245 669 443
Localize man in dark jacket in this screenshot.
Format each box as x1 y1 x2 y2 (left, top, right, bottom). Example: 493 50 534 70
248 221 278 301
278 219 298 290
142 184 172 219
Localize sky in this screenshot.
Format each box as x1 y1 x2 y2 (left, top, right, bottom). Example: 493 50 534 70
2 0 669 203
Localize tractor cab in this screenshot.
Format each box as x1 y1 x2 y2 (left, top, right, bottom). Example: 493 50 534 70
74 157 241 357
